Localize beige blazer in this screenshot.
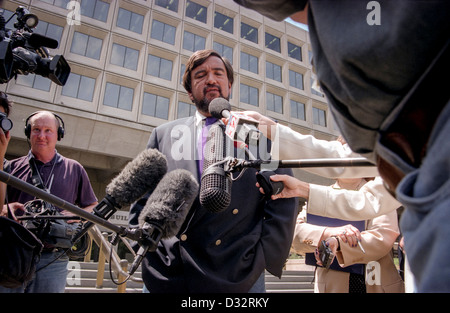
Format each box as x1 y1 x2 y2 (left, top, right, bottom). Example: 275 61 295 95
292 181 404 293
271 123 379 178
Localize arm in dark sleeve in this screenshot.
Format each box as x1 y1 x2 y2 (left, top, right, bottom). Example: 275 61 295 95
261 167 299 277
233 0 307 21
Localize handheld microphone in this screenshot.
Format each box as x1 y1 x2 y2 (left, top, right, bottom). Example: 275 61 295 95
72 148 168 243
209 98 261 144
199 123 232 213
129 169 199 274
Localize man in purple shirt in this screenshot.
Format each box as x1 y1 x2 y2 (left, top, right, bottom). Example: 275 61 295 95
1 111 97 293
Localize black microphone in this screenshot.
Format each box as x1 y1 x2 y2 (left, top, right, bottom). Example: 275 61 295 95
209 97 261 144
199 123 232 213
129 169 199 274
72 148 168 243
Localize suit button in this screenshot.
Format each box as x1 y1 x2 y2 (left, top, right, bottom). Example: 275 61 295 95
215 239 221 246
181 234 187 241
232 209 239 215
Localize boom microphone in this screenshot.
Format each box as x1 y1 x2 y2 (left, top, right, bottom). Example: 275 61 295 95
199 123 232 213
209 97 260 144
129 169 199 274
72 148 168 243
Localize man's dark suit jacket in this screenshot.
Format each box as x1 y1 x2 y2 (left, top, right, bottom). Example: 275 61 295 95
129 116 298 292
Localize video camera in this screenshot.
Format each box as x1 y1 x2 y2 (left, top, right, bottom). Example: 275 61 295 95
0 6 70 86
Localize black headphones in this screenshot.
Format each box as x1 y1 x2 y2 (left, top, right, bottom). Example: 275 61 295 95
24 111 65 141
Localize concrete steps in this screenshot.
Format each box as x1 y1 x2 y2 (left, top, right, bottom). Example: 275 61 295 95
65 260 315 293
266 270 315 293
64 261 143 293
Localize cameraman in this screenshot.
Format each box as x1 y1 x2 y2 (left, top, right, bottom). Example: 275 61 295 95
0 110 97 293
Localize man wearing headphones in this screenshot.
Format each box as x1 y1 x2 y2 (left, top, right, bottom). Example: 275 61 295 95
0 110 98 293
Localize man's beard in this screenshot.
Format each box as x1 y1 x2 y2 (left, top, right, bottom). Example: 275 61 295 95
193 86 228 113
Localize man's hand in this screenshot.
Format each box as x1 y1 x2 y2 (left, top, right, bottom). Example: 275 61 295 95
256 174 310 200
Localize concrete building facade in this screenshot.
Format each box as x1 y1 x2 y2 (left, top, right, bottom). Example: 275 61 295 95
2 0 338 204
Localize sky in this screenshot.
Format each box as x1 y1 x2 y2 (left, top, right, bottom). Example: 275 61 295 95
285 17 309 32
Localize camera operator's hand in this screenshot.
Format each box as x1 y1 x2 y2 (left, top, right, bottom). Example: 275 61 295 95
1 202 25 220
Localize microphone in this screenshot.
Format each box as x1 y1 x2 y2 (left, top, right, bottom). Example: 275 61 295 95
130 169 199 274
199 123 232 213
72 148 168 243
209 98 261 144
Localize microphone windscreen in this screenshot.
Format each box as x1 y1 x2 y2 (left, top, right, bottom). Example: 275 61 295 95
199 124 232 212
209 97 231 119
138 169 199 238
105 148 167 207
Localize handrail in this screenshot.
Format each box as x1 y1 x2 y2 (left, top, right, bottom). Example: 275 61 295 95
88 226 144 286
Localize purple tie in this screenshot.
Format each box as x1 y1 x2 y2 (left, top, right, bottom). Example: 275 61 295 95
198 117 217 176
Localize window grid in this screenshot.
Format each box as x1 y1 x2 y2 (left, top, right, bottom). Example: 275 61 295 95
313 107 327 127
142 92 170 120
26 1 330 134
117 8 144 34
103 83 134 111
266 92 283 114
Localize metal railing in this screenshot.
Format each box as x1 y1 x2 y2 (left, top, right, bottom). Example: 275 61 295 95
86 225 143 293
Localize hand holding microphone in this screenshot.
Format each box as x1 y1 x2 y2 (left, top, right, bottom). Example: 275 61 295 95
209 98 261 145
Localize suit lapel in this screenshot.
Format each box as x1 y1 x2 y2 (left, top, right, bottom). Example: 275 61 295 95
169 116 200 182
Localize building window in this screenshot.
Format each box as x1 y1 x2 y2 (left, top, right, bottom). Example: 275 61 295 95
147 55 173 80
80 0 109 22
266 92 283 113
290 100 305 120
103 83 133 111
15 74 51 92
214 12 233 34
177 101 196 118
240 83 258 106
155 0 179 12
62 73 95 101
265 32 281 53
289 70 304 90
151 20 176 45
266 61 282 82
241 22 258 44
183 31 206 52
40 0 70 9
213 42 233 64
240 52 258 74
117 8 144 34
313 107 327 127
111 44 139 71
185 0 207 23
34 21 63 44
180 64 186 84
288 42 302 61
71 32 103 60
142 92 169 119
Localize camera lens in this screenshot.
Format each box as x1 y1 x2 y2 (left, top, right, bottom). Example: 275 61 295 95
0 116 12 131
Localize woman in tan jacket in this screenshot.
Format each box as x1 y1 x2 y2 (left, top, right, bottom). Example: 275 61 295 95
291 177 404 293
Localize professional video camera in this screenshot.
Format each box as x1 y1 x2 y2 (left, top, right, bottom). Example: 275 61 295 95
0 6 70 85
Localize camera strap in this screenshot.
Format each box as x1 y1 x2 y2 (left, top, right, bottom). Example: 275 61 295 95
29 157 55 193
